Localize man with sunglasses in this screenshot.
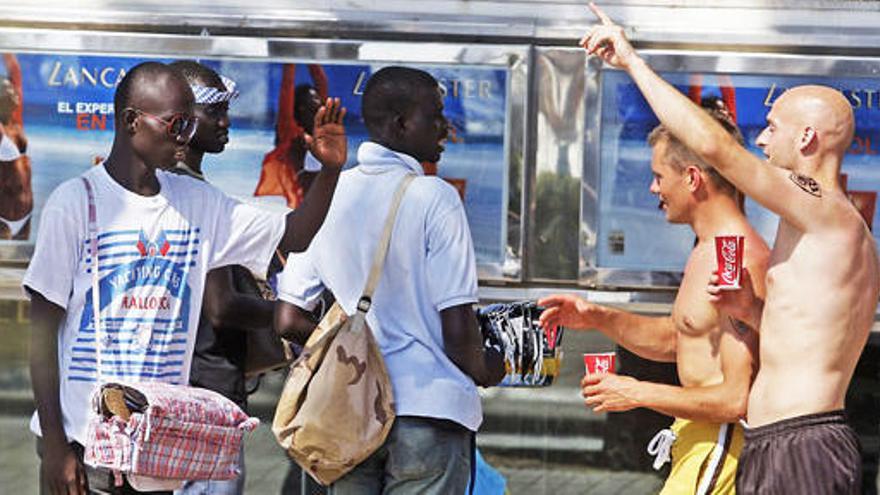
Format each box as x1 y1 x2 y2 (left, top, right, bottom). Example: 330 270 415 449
24 61 347 494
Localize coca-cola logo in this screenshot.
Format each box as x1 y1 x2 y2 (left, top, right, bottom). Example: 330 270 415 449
595 358 611 374
720 240 738 284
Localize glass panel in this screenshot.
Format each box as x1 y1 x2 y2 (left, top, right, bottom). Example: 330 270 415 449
528 49 586 281
597 69 880 272
0 53 518 280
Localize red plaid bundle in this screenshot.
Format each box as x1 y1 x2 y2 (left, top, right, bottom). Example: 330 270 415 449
84 381 258 487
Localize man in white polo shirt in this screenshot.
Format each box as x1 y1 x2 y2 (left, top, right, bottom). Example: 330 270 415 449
274 66 504 495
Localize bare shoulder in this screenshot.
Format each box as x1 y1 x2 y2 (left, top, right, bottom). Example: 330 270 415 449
743 229 770 268
814 192 878 277
819 189 868 233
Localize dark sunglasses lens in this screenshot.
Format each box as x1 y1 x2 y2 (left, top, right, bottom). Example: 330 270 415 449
168 116 185 136
179 117 198 143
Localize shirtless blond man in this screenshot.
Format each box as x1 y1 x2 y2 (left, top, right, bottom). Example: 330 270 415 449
580 4 880 493
539 107 769 494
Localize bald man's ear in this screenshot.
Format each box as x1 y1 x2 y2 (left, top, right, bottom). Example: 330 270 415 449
799 126 818 153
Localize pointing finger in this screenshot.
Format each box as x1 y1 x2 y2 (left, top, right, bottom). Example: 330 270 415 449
589 2 614 26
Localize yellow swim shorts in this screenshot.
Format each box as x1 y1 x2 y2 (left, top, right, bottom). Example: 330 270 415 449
657 418 744 495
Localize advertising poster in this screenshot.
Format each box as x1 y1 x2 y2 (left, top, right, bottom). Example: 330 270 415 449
598 70 880 271
0 53 509 269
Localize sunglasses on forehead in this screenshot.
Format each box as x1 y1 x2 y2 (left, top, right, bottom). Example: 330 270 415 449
128 108 199 143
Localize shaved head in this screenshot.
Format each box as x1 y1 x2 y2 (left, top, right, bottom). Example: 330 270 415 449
361 66 448 162
114 62 193 119
758 84 855 175
776 85 855 155
112 61 195 170
362 67 439 136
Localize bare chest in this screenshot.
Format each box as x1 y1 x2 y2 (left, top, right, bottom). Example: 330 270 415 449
672 249 719 336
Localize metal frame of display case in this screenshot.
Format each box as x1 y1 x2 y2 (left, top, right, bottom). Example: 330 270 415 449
1 15 880 301
0 29 530 284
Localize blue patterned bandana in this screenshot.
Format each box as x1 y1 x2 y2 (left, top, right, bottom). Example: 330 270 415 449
191 75 239 105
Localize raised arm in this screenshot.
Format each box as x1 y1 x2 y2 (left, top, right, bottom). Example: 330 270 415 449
276 64 298 144
538 294 677 362
719 76 738 123
4 53 22 126
584 318 754 422
582 3 833 232
276 97 346 253
308 64 329 100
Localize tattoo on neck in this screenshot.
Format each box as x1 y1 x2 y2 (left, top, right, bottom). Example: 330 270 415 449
789 173 822 198
729 316 750 335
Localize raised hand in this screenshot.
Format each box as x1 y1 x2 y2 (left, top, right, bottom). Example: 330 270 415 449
305 97 347 170
707 266 762 330
579 2 638 70
538 293 606 333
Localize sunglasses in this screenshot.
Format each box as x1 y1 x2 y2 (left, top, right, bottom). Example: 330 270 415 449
129 108 199 143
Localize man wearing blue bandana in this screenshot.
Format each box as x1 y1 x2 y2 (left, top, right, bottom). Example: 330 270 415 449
167 60 271 495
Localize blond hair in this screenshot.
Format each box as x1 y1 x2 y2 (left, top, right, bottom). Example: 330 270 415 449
647 107 745 198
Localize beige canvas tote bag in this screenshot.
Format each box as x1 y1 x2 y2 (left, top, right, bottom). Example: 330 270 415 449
272 174 415 485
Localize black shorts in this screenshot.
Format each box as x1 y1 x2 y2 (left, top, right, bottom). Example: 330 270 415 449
736 410 861 495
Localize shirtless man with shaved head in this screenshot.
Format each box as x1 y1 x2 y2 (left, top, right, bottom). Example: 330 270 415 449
580 4 879 494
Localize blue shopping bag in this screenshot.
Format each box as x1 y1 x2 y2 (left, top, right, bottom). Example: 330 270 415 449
466 449 507 495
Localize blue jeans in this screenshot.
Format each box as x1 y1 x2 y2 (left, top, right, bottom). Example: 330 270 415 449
174 446 245 495
329 416 472 495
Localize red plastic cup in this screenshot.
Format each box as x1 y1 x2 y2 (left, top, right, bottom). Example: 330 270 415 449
714 235 745 290
583 352 616 375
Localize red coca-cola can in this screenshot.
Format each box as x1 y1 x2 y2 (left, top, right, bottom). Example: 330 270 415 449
714 235 745 290
583 352 616 375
